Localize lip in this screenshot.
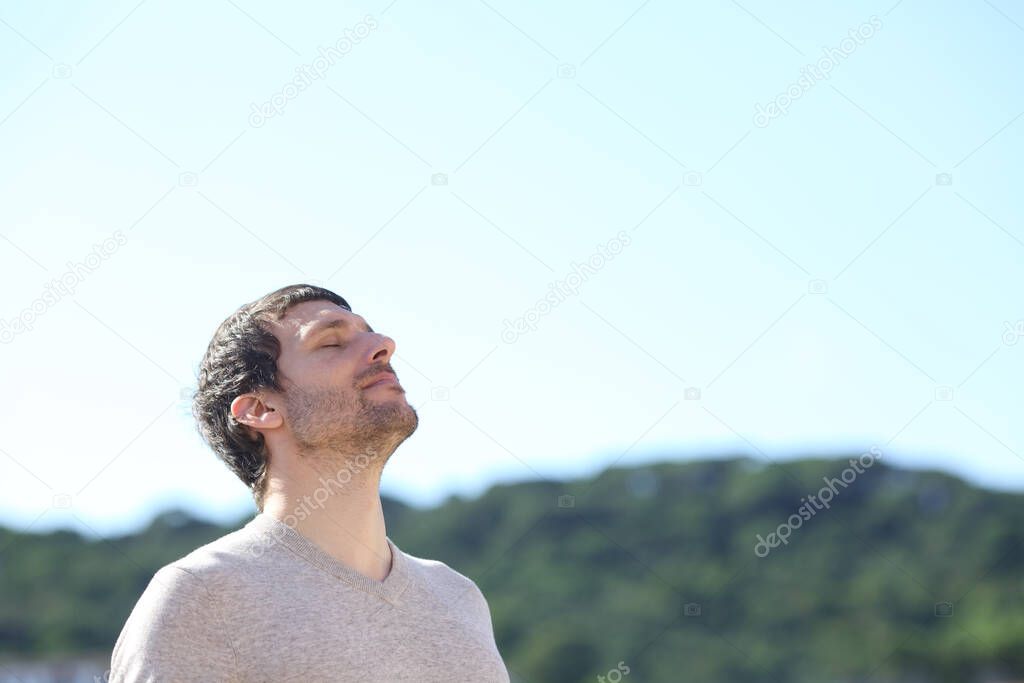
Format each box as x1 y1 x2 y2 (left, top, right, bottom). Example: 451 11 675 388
363 372 400 389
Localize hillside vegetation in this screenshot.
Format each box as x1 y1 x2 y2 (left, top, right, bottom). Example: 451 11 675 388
1 456 1022 682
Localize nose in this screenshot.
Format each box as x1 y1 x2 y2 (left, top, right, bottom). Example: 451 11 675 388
369 332 395 363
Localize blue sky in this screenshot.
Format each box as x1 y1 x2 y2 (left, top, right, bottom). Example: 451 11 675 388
1 0 1022 535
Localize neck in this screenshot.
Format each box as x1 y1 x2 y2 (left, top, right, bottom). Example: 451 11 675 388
261 453 392 582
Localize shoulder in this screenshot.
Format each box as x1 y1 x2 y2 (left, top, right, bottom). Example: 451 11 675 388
163 522 267 583
400 548 493 613
127 523 259 615
109 526 261 682
402 548 477 588
397 548 501 645
110 563 239 681
113 522 256 621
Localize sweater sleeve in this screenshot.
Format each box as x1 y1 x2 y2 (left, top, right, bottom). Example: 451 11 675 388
109 565 237 682
463 579 502 648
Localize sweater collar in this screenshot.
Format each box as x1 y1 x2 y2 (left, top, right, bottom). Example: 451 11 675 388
246 512 412 605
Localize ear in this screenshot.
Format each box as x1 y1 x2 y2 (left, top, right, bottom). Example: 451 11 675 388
231 393 283 432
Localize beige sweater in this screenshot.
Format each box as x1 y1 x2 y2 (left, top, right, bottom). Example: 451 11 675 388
109 513 510 682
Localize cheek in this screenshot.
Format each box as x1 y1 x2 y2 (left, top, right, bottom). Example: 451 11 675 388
321 354 361 388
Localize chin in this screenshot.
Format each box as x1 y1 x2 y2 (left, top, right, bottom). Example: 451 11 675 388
364 399 417 436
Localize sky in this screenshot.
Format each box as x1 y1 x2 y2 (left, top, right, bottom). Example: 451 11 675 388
1 0 1022 536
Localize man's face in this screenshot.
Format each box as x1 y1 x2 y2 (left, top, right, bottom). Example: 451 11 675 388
267 299 418 463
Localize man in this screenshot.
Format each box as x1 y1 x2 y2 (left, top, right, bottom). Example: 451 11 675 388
109 284 510 682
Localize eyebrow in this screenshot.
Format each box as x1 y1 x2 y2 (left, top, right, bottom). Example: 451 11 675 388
303 317 374 343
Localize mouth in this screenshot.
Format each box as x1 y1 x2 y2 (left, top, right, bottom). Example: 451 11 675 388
363 372 401 390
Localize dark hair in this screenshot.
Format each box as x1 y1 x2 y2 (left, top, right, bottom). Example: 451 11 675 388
191 284 351 510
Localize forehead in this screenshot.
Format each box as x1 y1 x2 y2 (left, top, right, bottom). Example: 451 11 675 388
273 300 368 342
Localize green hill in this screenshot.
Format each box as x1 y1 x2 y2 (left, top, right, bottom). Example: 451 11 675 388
2 455 1023 682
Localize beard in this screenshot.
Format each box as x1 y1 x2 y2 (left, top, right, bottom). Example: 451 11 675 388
283 382 418 470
